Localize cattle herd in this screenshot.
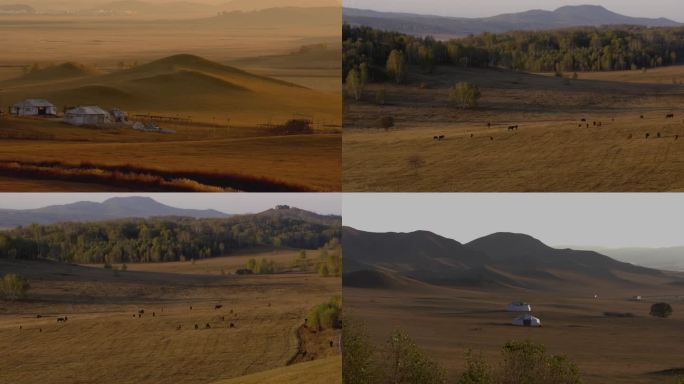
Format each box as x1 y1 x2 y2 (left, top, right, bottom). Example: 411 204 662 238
16 303 261 333
430 113 682 142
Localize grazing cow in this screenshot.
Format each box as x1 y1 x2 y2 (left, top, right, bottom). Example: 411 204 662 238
195 324 199 330
578 124 582 128
138 309 144 315
36 315 42 319
190 306 193 310
593 121 596 126
206 323 211 329
152 312 156 317
329 340 334 348
133 314 136 318
640 115 645 119
581 118 587 122
138 314 141 318
646 133 650 139
19 325 22 330
666 113 675 119
487 122 491 127
657 132 662 138
215 305 223 310
433 136 439 140
470 133 474 138
176 325 182 330
676 135 679 140
508 126 516 131
439 135 445 141
57 317 66 323
230 323 235 328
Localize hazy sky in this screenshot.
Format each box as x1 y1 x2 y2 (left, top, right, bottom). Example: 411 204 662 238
343 193 684 248
344 1 684 21
0 193 341 215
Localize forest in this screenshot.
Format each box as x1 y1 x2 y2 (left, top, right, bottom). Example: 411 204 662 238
0 215 341 264
343 24 684 81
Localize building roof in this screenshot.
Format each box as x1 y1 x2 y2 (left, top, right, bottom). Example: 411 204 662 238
13 98 54 107
66 106 110 115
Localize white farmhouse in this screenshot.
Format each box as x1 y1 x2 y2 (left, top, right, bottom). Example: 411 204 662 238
64 106 112 126
11 99 57 116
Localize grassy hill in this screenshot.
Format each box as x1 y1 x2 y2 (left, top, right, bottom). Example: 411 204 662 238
1 54 340 125
212 356 341 384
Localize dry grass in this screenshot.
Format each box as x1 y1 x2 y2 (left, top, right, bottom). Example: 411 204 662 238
0 249 341 384
212 356 341 384
343 65 684 191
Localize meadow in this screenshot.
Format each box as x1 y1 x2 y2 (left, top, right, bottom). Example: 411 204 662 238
0 8 341 191
343 65 684 192
0 249 341 384
345 276 684 384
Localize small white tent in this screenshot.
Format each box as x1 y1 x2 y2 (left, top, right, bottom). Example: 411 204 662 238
11 99 57 116
64 106 112 126
506 301 532 312
512 314 541 327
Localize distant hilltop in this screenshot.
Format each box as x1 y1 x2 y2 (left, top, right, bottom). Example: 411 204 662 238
343 5 682 37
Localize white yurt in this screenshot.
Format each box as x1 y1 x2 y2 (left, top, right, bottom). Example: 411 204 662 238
512 314 541 327
506 301 532 312
64 106 112 126
11 99 57 116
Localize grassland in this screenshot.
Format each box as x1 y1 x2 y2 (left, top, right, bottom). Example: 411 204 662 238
345 276 684 384
0 249 341 384
0 10 341 192
343 65 684 192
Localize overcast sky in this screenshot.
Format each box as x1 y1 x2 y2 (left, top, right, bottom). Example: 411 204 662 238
0 193 341 215
344 1 684 21
343 193 684 248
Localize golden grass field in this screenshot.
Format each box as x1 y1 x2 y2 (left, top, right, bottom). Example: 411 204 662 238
0 249 341 384
345 275 684 384
0 9 341 191
343 65 684 192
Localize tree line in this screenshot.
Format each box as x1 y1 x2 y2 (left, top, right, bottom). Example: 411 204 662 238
343 24 684 82
0 215 340 265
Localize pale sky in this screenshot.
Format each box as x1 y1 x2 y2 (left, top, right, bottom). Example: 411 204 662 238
0 193 341 215
344 1 684 22
343 193 684 248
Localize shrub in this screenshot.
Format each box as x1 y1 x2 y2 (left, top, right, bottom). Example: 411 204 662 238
650 302 673 318
271 119 314 135
307 296 342 330
499 341 582 384
449 82 481 109
458 351 494 384
375 89 386 105
377 116 394 129
0 273 30 301
343 318 379 384
383 330 449 384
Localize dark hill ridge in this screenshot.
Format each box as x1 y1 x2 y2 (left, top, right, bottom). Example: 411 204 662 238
0 197 228 227
343 5 682 37
342 227 664 289
255 206 341 226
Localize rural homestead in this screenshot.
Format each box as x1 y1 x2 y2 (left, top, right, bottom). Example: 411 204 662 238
7 98 174 133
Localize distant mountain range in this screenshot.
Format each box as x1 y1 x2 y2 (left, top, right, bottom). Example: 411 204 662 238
343 5 682 37
0 197 228 227
568 246 684 272
0 0 340 18
343 227 673 290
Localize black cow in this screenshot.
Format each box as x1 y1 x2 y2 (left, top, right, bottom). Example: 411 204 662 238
439 135 445 140
215 305 223 310
666 113 675 118
640 115 645 119
138 309 145 315
646 133 650 139
657 132 662 138
195 324 199 330
581 118 587 122
205 323 211 329
230 323 235 328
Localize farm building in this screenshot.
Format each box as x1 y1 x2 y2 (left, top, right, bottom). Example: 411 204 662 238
10 99 57 116
506 301 532 312
512 314 541 327
64 106 112 126
110 108 128 122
